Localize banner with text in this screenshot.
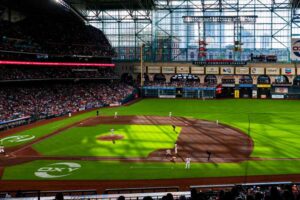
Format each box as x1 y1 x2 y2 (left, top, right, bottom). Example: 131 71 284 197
162 67 175 74
206 67 219 74
221 67 234 75
177 66 190 74
266 68 280 75
235 67 249 75
251 67 265 75
191 67 205 74
147 66 161 74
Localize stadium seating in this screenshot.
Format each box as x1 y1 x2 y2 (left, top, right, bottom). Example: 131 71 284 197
1 182 299 200
0 82 134 123
0 16 115 59
0 66 117 81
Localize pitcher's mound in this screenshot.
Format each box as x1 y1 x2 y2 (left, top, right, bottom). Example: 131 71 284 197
98 135 124 141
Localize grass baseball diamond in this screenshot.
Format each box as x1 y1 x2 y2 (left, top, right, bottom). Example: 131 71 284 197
1 99 300 185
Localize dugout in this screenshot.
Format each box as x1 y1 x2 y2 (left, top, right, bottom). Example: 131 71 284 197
239 75 253 98
257 75 271 98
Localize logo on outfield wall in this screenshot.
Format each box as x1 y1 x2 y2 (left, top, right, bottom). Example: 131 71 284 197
35 162 81 179
0 135 35 144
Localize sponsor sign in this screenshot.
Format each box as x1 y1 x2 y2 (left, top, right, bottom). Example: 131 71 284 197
191 67 205 74
275 87 288 94
35 162 81 179
257 84 271 88
266 68 280 75
272 94 285 99
193 61 247 66
291 38 300 61
183 16 257 23
159 95 176 99
252 90 257 98
222 84 235 88
0 135 35 144
176 66 190 74
235 67 249 75
239 84 253 88
281 68 295 75
221 67 234 75
251 67 265 75
162 67 175 74
147 66 161 74
235 90 240 98
205 67 219 74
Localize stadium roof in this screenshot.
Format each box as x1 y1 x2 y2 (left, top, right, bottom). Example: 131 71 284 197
0 0 85 21
68 0 155 10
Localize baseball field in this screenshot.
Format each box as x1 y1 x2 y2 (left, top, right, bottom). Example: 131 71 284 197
1 99 300 191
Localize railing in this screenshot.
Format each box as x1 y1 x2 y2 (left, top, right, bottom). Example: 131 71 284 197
104 186 180 194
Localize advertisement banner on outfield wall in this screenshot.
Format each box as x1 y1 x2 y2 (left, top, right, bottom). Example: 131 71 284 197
147 66 161 74
291 38 300 61
275 87 288 94
252 90 257 98
205 67 219 74
162 67 175 74
221 67 234 75
191 67 205 74
251 67 265 75
235 67 249 75
266 68 280 75
281 68 295 75
176 66 190 74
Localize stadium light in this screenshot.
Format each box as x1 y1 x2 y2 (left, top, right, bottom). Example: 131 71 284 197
0 60 115 67
53 0 70 9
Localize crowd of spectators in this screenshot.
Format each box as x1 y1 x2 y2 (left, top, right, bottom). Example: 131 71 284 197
115 184 300 200
0 16 115 58
0 82 134 122
0 66 117 81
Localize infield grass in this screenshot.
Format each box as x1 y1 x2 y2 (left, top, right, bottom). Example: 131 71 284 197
32 125 181 157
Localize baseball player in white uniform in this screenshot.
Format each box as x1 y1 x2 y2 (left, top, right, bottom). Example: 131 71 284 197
114 112 118 119
169 112 172 117
174 143 178 155
166 149 171 157
110 128 114 136
185 157 191 169
0 145 5 154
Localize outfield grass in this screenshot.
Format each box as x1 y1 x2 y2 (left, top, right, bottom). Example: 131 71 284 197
2 99 300 180
3 159 300 180
32 125 181 157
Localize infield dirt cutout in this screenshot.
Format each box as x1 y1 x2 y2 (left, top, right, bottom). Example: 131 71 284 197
98 134 124 141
